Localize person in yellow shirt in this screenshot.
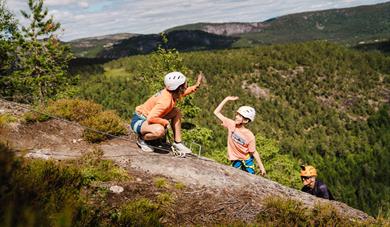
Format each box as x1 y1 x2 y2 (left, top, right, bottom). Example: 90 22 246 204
131 71 203 153
214 96 266 175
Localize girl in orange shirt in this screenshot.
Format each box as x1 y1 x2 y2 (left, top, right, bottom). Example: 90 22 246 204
131 71 203 153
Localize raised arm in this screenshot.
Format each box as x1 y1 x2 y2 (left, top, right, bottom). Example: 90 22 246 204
182 71 204 96
213 96 239 122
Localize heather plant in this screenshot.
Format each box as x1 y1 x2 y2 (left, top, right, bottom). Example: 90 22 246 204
81 110 127 142
22 106 50 123
76 149 129 184
257 196 308 225
256 196 354 226
154 177 168 188
0 113 17 127
117 198 163 227
23 98 127 143
46 98 103 122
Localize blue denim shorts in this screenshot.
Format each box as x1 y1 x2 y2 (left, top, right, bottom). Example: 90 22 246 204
130 112 146 135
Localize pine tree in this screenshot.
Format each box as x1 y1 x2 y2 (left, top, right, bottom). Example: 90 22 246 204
0 0 18 78
11 0 74 103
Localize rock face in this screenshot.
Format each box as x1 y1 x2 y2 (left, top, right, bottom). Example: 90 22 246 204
202 22 268 36
0 99 372 222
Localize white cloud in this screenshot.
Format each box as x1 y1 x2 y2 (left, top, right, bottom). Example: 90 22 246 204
45 0 78 6
7 0 390 41
78 2 89 8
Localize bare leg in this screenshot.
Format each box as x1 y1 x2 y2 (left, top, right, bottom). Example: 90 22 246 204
140 121 165 141
163 107 182 142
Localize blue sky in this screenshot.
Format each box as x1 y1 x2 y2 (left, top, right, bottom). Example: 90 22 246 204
7 0 389 41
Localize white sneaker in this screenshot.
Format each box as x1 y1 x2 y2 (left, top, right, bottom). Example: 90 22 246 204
137 138 154 152
172 142 192 154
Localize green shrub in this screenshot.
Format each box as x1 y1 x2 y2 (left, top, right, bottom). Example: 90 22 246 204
174 182 185 190
309 203 348 226
257 196 308 226
154 177 168 188
46 98 103 122
23 106 50 123
0 113 17 127
157 192 174 206
24 99 127 143
256 134 302 189
78 149 129 184
204 148 230 165
256 196 360 226
118 198 163 226
0 143 84 226
0 143 126 226
81 110 127 143
182 126 214 149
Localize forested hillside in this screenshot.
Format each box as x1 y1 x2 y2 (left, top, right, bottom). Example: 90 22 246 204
239 1 390 44
168 2 390 45
73 41 390 216
96 30 238 59
69 33 138 58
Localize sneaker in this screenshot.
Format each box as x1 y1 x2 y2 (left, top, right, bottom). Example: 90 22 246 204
172 142 192 154
137 138 154 152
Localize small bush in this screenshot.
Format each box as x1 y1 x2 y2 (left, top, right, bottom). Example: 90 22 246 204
154 177 168 188
309 203 348 226
23 107 50 123
81 110 127 143
118 198 163 226
174 182 185 190
21 99 127 143
46 99 103 122
182 126 214 148
78 149 129 185
256 196 359 226
204 149 230 165
0 113 17 127
157 193 174 206
257 196 308 226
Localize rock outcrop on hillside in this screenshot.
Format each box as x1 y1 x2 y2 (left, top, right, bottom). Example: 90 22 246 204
0 99 372 223
202 22 268 36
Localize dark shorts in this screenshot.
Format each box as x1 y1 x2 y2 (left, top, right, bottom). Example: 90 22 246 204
231 156 255 174
130 112 146 135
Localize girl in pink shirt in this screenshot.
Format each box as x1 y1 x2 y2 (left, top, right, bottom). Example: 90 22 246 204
214 96 266 175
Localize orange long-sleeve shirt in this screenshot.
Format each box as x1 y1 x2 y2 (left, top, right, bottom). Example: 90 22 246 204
135 85 198 126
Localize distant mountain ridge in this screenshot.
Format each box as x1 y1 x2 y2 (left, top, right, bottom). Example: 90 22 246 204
97 30 238 59
68 33 138 58
68 2 390 58
167 2 390 44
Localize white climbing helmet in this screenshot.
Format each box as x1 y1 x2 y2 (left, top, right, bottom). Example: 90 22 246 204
164 72 187 91
237 106 256 122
